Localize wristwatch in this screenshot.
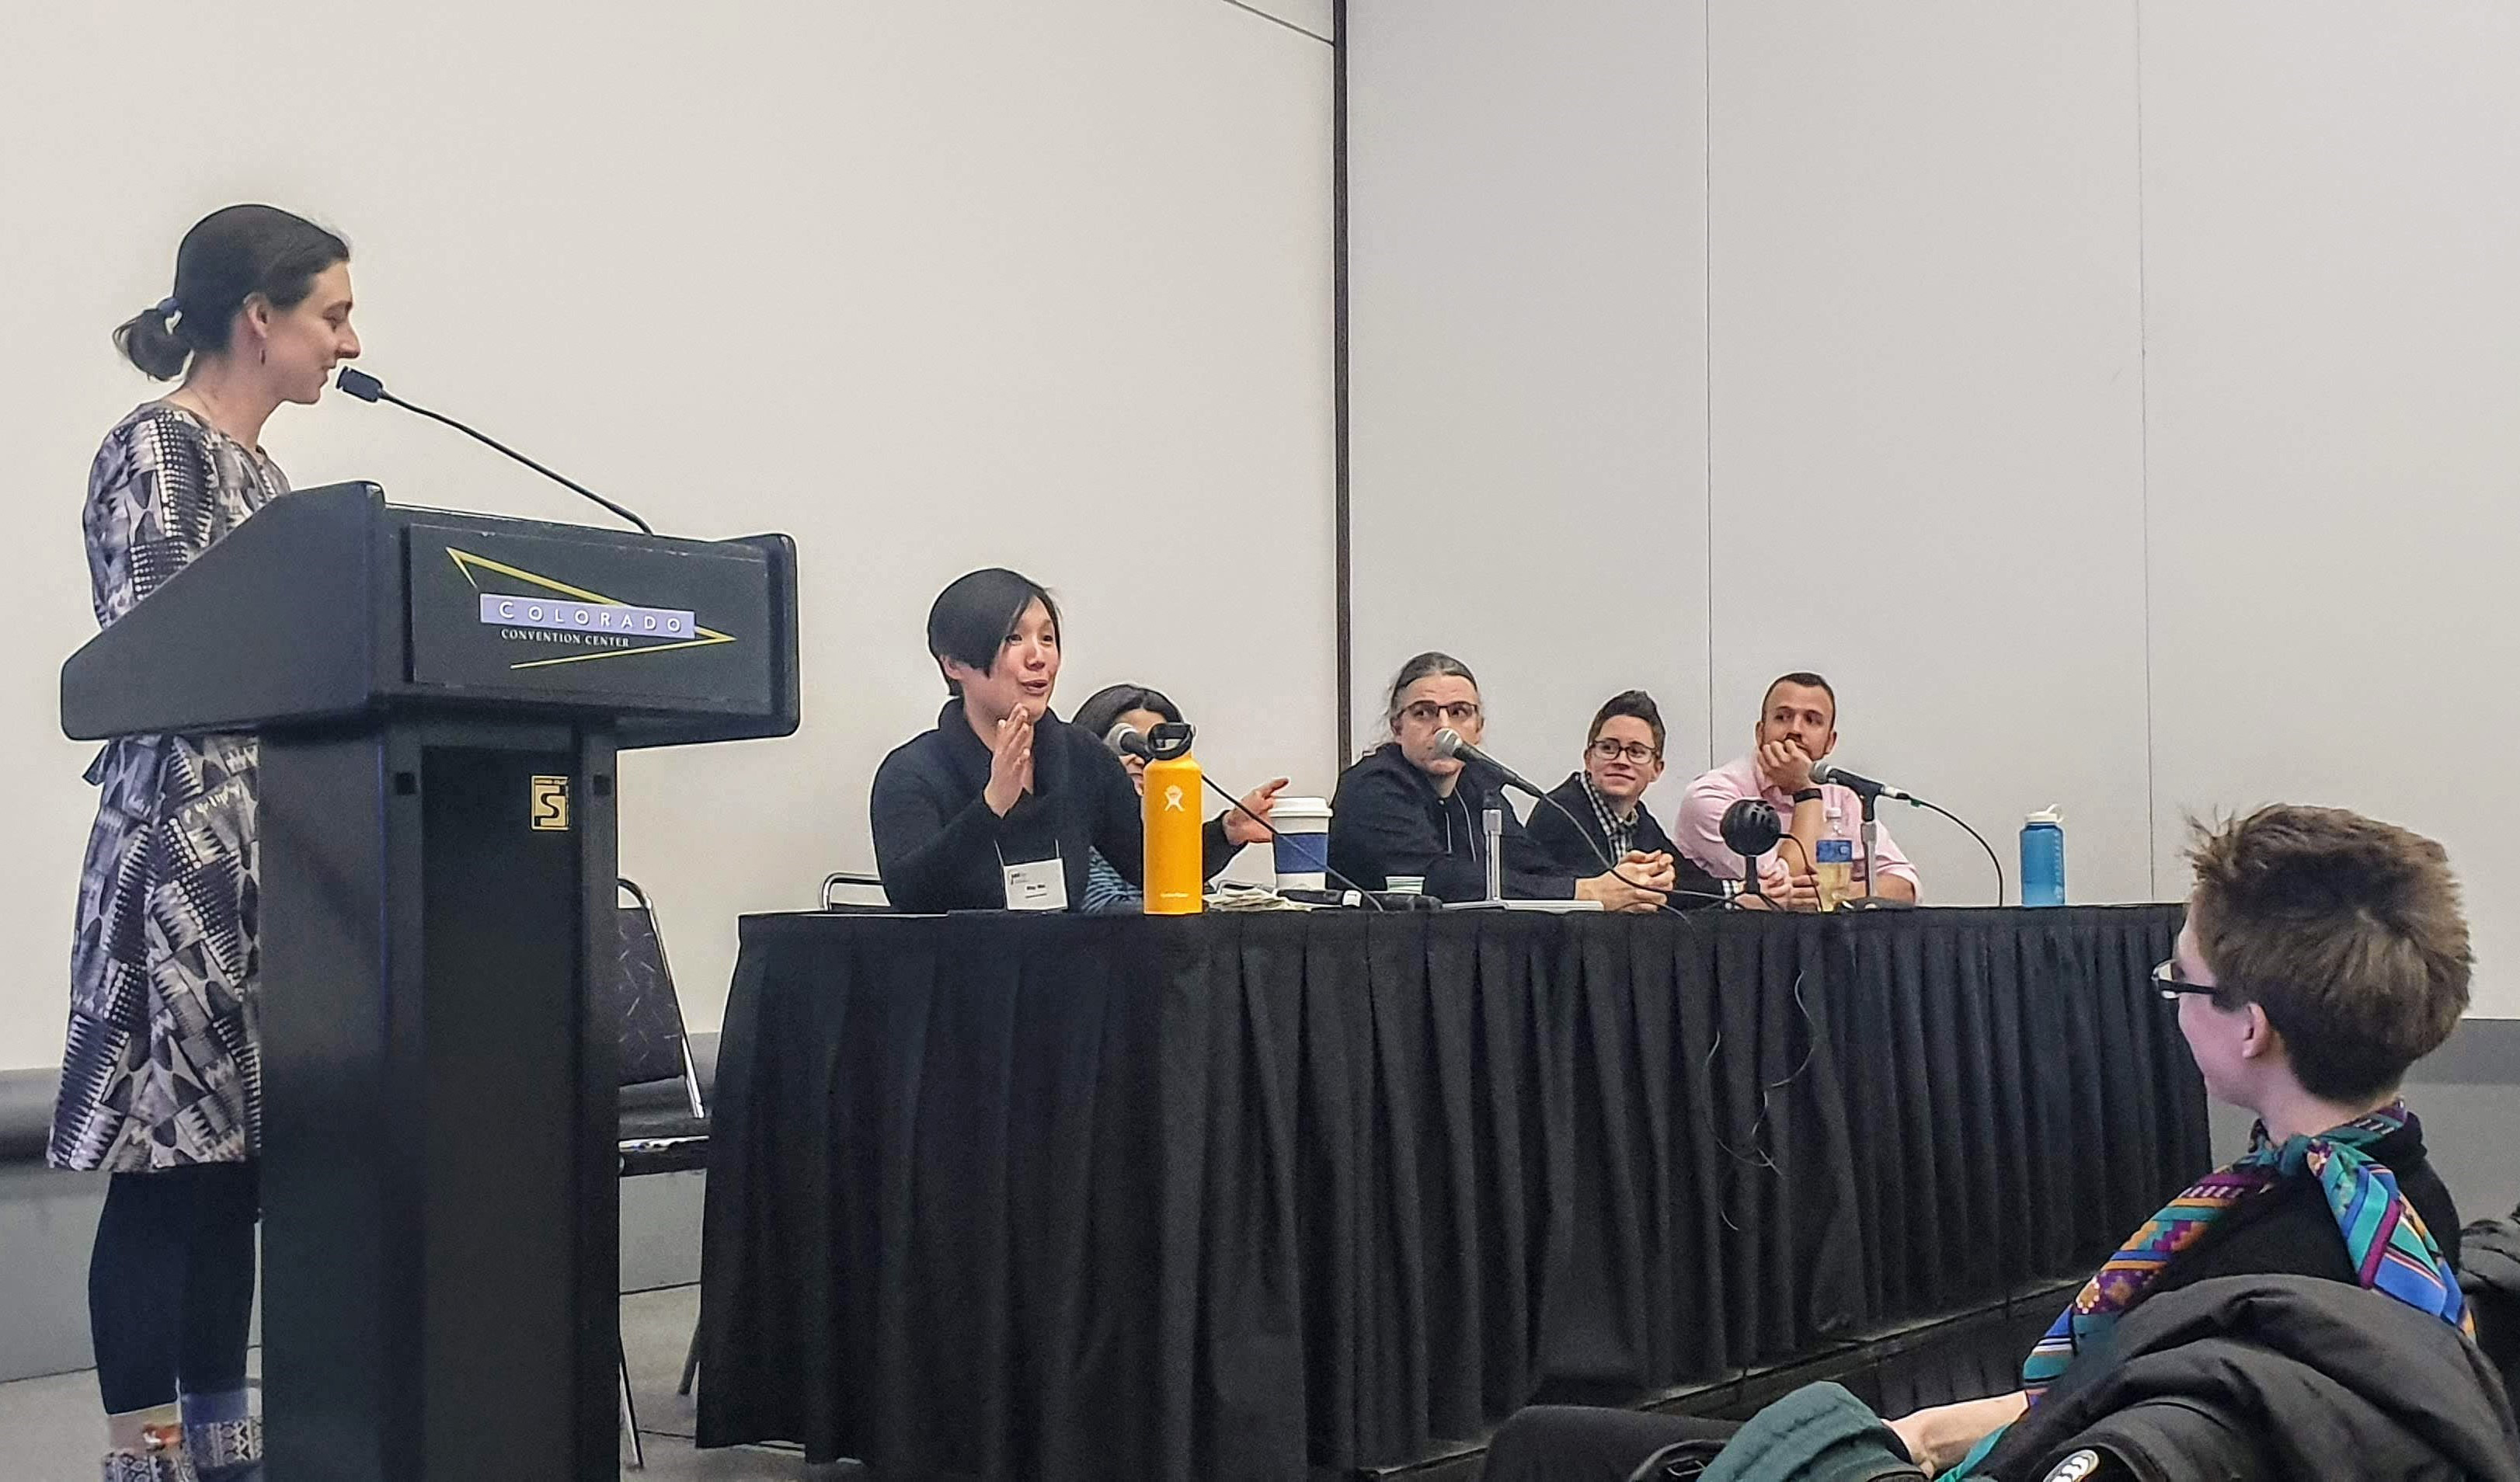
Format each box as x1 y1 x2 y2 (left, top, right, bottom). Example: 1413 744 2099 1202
1791 787 1824 805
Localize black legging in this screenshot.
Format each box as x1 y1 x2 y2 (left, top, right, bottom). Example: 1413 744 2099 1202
88 1162 259 1415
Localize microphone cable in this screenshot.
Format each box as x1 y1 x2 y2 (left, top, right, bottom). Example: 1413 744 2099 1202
1908 797 2005 906
1199 774 1387 911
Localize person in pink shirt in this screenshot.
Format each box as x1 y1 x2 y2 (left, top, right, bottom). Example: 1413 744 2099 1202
1673 671 1920 909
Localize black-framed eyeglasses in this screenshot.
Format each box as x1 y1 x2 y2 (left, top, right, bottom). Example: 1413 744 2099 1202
2151 958 2218 1003
1401 701 1482 727
1587 738 1661 764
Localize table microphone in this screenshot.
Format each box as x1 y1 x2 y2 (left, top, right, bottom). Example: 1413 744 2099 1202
1433 729 1725 909
1431 728 1544 796
1721 798 1781 904
334 367 658 537
1104 721 1156 760
1808 759 1912 803
1808 763 2010 905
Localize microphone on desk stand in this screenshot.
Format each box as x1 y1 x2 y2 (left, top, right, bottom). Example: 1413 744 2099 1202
335 367 657 536
1719 798 1783 906
1805 760 2007 906
1431 730 1725 910
1105 720 1156 760
1102 722 1402 911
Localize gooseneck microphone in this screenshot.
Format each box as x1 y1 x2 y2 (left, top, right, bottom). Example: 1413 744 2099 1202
334 367 656 537
1805 760 2010 905
1431 728 1544 796
1432 729 1725 908
1808 759 1911 802
1104 721 1156 760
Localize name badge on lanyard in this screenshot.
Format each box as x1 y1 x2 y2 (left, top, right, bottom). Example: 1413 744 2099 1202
1001 852 1070 913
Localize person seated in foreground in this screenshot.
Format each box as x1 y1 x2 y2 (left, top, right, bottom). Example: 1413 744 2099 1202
1673 671 1920 909
868 569 1281 913
1484 803 2480 1479
1328 652 1670 910
1523 690 1721 909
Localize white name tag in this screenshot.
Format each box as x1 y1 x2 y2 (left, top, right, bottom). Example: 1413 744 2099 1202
1002 856 1070 913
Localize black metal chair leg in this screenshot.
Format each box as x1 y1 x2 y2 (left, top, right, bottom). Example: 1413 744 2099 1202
620 1330 646 1470
676 1314 702 1397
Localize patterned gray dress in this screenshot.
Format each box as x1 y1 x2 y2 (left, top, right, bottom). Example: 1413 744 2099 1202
50 403 287 1173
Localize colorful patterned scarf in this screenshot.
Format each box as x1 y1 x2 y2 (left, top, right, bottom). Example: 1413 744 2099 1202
1944 1105 2469 1479
2021 1101 2469 1400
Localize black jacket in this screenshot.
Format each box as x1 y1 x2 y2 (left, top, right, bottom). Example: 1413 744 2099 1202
2143 1118 2460 1299
869 699 1235 913
1979 1276 2520 1481
1524 773 1724 908
1328 743 1575 902
2461 1208 2520 1404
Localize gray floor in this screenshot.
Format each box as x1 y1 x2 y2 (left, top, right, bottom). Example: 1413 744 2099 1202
0 1285 826 1481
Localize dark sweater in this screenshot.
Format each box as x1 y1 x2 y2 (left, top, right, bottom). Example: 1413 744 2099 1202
2145 1118 2459 1299
1327 743 1575 902
869 699 1236 913
1524 773 1725 909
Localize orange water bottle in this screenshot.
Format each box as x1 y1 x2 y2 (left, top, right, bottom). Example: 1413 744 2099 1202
1142 723 1204 915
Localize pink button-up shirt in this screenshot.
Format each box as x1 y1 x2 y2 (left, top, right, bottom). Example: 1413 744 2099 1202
1672 753 1921 895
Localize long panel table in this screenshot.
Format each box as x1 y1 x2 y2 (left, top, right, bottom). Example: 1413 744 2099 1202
696 905 2202 1480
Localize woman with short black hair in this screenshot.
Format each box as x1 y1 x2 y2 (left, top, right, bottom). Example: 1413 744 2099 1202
869 570 1282 913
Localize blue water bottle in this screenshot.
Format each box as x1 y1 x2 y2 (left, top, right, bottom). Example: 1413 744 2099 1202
2021 806 2066 907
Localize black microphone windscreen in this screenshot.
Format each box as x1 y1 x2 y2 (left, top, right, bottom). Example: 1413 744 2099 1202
1719 798 1783 859
336 367 385 402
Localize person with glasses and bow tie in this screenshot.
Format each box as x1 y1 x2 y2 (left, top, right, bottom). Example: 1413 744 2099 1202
1328 653 1671 910
1523 691 1721 908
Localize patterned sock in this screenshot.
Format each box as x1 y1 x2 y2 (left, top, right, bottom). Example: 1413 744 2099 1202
179 1392 258 1480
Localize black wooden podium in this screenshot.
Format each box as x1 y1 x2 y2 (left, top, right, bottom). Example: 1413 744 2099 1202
61 482 799 1482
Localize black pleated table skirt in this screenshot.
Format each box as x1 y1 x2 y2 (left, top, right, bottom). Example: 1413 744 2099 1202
694 905 2201 1480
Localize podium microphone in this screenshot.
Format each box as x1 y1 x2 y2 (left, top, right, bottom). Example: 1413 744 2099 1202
334 367 656 537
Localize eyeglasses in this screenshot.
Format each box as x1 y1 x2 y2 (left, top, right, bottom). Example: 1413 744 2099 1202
1588 738 1661 764
2151 958 2219 1003
1401 701 1482 727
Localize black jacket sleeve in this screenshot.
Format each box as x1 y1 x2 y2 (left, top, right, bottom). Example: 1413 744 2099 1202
1330 767 1574 902
1522 788 1599 875
1329 764 1462 896
869 746 1008 913
1635 811 1728 905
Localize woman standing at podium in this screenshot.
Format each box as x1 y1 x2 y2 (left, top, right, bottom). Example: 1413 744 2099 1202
51 204 357 1482
871 568 1284 913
